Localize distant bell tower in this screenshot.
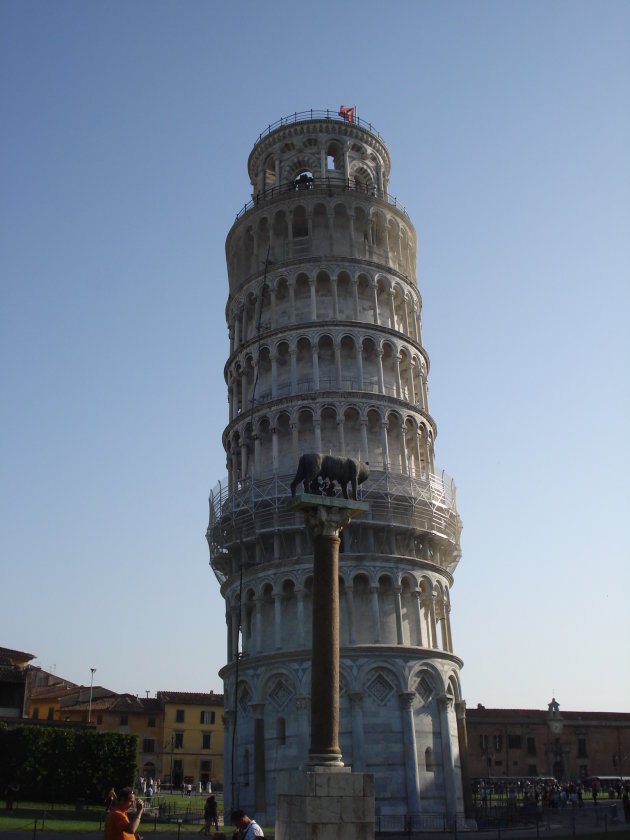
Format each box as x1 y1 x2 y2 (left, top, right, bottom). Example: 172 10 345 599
207 108 467 823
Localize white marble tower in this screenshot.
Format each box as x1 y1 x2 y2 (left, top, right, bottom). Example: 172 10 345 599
207 109 467 824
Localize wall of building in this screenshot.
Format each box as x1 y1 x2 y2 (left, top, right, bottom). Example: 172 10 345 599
466 704 630 782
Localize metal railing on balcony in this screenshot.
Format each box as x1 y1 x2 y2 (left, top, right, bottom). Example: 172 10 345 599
253 109 384 146
234 176 408 222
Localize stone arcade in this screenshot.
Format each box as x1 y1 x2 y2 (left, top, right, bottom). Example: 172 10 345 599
207 109 468 824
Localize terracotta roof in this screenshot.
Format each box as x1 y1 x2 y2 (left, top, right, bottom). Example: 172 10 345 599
62 697 116 712
66 694 163 714
30 683 80 701
157 691 224 705
109 695 163 713
0 646 35 666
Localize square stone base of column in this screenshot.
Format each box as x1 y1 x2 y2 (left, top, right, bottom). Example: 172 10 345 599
275 767 375 840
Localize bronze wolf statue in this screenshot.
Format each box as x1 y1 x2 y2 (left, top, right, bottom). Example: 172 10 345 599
290 453 369 500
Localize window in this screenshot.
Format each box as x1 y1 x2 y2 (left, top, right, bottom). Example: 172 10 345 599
277 717 286 745
579 765 588 779
425 747 435 772
494 735 503 751
175 709 185 723
120 715 128 726
143 739 155 753
577 737 587 757
47 707 55 720
96 714 103 725
200 760 212 782
148 716 156 728
175 733 184 749
508 734 522 749
200 710 215 725
202 733 211 749
32 708 39 719
526 736 536 755
527 764 538 775
479 734 488 751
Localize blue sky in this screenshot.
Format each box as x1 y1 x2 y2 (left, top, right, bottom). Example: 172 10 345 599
2 1 629 712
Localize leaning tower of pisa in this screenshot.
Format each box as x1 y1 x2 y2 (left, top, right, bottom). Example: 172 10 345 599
207 110 467 823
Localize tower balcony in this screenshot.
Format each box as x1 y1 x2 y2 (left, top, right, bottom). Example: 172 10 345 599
233 176 408 223
251 108 386 146
207 467 462 584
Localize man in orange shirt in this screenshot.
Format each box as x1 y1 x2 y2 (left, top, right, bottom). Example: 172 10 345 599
104 787 144 840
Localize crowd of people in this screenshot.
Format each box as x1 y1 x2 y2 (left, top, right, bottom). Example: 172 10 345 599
473 777 630 823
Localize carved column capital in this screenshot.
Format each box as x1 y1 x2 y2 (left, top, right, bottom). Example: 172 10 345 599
303 504 355 538
348 690 364 707
399 691 415 710
455 700 467 720
437 694 454 712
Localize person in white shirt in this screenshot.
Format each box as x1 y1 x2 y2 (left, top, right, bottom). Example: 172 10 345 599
231 808 264 838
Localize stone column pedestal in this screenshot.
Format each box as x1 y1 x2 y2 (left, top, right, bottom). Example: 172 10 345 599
276 767 375 840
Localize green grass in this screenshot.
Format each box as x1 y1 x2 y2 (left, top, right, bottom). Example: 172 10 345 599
0 794 229 834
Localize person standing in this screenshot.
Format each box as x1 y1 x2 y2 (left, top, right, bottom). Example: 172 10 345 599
105 788 116 811
199 795 219 834
104 787 144 840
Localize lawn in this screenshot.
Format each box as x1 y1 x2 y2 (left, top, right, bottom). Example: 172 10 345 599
0 793 229 834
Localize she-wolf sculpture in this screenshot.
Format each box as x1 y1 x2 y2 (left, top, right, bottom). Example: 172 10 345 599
290 453 370 500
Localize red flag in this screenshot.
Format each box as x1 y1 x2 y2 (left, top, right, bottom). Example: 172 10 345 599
339 105 355 123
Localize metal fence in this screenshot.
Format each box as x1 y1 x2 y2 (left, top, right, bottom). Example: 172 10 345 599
253 109 384 145
375 802 626 835
234 175 408 222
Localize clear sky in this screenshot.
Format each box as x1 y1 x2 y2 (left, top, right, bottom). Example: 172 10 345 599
2 1 629 713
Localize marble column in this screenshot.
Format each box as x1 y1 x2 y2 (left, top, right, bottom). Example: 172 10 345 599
349 691 365 771
251 703 267 816
273 588 283 649
370 584 381 642
222 711 234 816
345 587 356 645
455 700 474 818
393 584 404 644
288 495 368 768
399 691 421 814
438 695 458 816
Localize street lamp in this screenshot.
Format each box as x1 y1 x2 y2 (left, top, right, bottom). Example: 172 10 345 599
88 668 96 723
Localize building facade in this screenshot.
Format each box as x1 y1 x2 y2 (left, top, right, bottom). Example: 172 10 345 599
207 110 467 822
466 699 630 783
25 675 224 789
158 691 224 789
